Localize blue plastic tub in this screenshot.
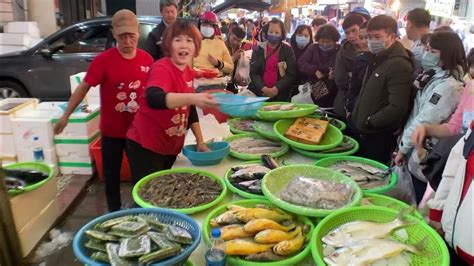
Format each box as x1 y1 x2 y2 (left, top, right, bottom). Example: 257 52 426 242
213 93 268 117
182 141 230 166
73 208 201 266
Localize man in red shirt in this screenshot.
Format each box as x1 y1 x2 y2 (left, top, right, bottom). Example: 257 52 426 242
54 9 154 212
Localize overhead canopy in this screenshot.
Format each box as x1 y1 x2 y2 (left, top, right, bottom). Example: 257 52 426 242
212 0 271 13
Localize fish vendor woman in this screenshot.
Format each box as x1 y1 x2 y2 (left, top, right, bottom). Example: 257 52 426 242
126 21 218 182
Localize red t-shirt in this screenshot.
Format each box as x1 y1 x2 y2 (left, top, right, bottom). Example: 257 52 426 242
127 58 195 155
84 47 154 138
263 45 279 88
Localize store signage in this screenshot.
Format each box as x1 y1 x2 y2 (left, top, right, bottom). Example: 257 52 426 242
425 0 455 17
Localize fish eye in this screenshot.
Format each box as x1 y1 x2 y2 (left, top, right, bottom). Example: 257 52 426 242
333 253 339 257
329 232 335 236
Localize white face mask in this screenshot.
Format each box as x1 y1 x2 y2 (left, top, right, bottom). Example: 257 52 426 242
201 26 214 38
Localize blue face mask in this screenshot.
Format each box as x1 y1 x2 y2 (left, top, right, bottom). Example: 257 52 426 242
295 35 310 48
368 39 386 54
319 44 334 52
421 51 440 71
266 33 282 44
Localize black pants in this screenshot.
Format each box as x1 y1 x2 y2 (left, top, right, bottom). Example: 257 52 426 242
354 131 396 165
411 176 428 204
125 139 177 185
102 136 127 212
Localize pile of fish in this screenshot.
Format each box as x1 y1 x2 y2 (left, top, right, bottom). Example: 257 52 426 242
322 208 423 266
228 155 279 195
328 161 390 190
3 168 49 191
138 173 222 209
229 118 256 132
280 176 354 209
319 136 355 154
230 137 284 155
261 104 296 111
210 204 309 261
83 214 193 264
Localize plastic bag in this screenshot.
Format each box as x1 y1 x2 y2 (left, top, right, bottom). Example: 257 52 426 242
408 149 428 183
384 165 417 205
234 53 251 86
291 83 314 104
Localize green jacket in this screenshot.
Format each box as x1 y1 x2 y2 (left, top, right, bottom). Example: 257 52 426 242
248 42 296 102
352 41 415 134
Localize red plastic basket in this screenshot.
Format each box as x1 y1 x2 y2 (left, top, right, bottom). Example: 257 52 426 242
90 137 131 182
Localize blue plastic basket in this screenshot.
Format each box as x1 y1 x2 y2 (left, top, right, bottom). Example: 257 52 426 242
73 208 201 266
182 141 230 166
213 93 268 117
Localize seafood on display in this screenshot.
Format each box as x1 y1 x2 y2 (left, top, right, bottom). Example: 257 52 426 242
261 103 296 111
4 168 49 190
228 155 279 195
280 176 354 209
138 172 222 209
229 118 256 132
319 136 355 154
210 204 309 261
252 121 275 132
285 117 329 145
328 160 390 189
84 214 192 264
229 137 284 155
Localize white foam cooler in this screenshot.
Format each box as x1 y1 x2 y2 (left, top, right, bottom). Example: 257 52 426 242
0 134 16 156
0 98 39 134
12 112 57 151
70 72 101 105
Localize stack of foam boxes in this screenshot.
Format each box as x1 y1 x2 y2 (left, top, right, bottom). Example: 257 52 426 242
31 102 100 175
0 21 42 54
69 72 101 105
0 98 39 164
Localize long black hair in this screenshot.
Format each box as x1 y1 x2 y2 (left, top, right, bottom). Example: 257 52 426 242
290 24 313 48
429 31 468 80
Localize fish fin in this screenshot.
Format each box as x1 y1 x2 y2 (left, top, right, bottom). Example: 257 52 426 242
397 206 417 222
412 237 429 255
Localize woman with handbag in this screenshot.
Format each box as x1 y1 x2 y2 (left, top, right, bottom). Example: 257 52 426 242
297 24 340 107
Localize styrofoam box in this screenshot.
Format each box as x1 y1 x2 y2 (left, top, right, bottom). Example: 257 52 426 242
59 165 94 175
0 33 32 47
36 101 67 112
5 21 40 38
54 106 100 140
16 147 58 166
0 45 27 54
0 98 39 134
12 115 56 151
0 133 16 156
70 72 100 97
56 143 93 163
86 96 100 105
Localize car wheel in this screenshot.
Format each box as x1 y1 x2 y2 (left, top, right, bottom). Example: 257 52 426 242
0 80 28 99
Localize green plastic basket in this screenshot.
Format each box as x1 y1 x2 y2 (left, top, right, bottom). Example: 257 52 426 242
224 161 267 200
315 156 397 194
252 121 279 140
202 199 314 266
262 165 362 217
228 118 257 134
4 162 55 195
363 193 424 220
311 206 450 266
226 133 289 160
312 115 347 131
257 102 317 121
132 168 227 214
291 136 359 158
274 119 343 151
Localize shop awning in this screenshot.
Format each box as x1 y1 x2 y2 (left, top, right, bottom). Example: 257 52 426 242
212 0 272 13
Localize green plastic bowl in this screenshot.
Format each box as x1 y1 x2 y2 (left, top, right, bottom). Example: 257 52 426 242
202 199 314 266
312 116 347 131
252 121 279 140
315 156 397 194
262 165 362 217
257 102 317 121
311 206 450 266
132 168 227 214
291 136 359 158
4 162 55 195
228 118 257 134
274 119 343 151
224 161 267 200
226 133 289 160
363 193 424 220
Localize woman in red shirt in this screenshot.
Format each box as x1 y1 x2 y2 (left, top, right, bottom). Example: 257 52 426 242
126 21 217 183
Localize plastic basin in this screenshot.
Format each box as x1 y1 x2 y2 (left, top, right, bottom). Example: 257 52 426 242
4 162 55 195
291 136 359 158
363 193 424 220
214 93 268 117
226 133 289 160
182 141 229 166
257 102 317 121
223 161 267 200
252 121 279 140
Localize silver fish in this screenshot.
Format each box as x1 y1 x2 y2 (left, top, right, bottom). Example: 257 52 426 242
329 161 389 189
230 165 270 180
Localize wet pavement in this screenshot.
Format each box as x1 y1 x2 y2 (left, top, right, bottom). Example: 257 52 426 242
31 178 134 265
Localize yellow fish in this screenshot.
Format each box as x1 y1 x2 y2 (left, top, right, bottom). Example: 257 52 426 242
231 207 292 223
224 239 274 256
254 227 302 244
273 232 305 256
243 219 295 234
220 224 255 241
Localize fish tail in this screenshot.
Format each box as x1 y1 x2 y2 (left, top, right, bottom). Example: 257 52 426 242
397 206 417 222
412 237 429 255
